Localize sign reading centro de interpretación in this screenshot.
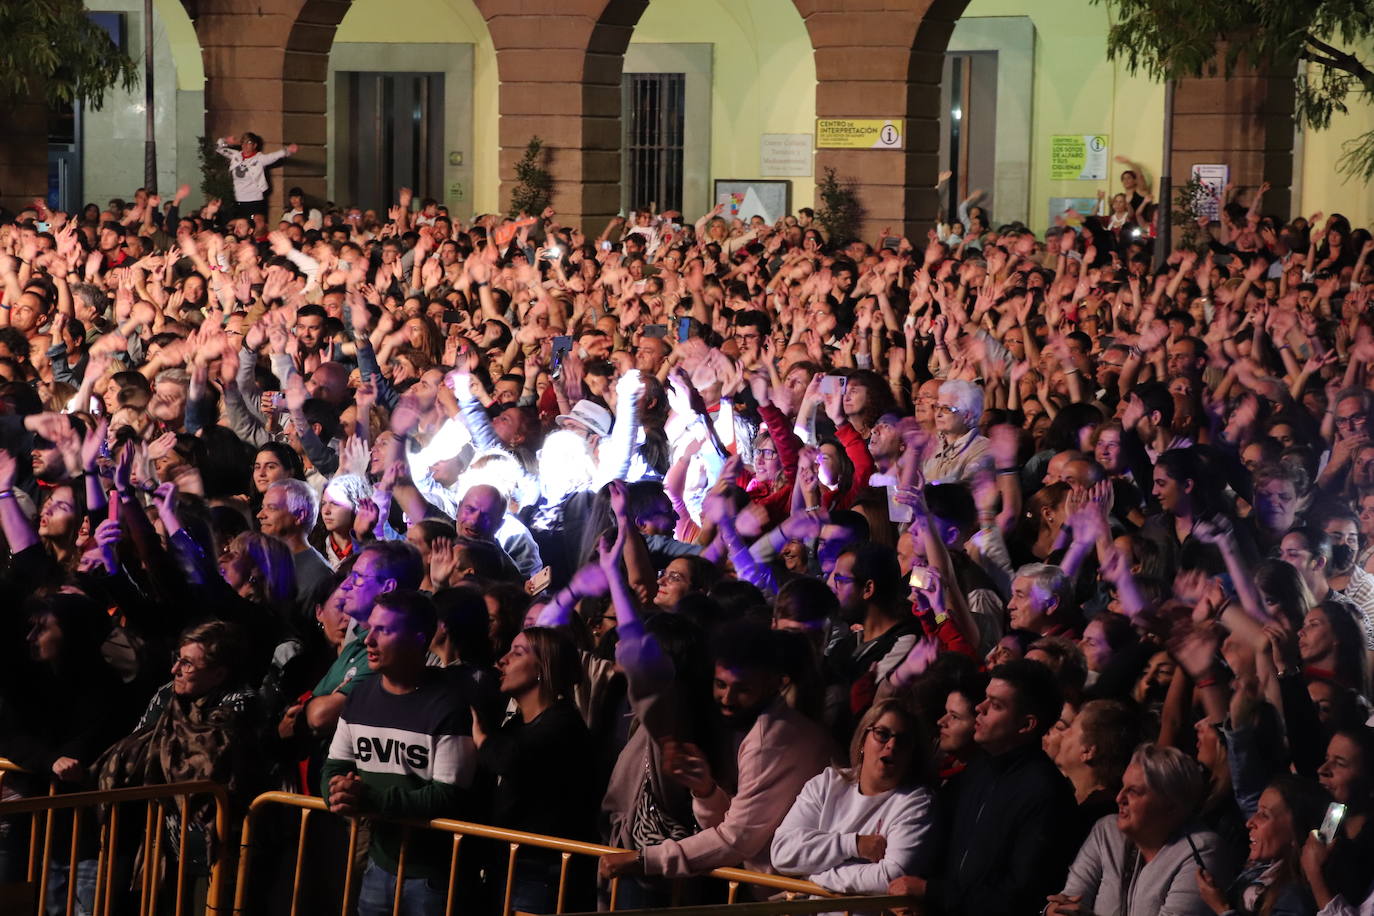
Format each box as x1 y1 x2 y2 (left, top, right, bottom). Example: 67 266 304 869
1050 134 1110 180
815 119 905 150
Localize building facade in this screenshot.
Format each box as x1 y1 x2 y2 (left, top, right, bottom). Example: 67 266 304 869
5 0 1372 233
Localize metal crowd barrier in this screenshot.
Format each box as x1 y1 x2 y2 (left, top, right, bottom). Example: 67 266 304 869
233 790 896 916
0 760 231 916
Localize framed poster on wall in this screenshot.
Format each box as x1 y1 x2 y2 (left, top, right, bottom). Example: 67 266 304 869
713 179 792 225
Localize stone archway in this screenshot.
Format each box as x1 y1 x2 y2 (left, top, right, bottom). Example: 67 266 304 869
478 0 649 228
794 0 971 238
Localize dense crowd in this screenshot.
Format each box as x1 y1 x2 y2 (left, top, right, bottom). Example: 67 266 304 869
0 135 1371 916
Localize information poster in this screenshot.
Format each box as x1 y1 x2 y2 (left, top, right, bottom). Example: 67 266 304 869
1048 198 1102 227
816 119 904 149
1050 134 1109 180
1191 164 1229 222
760 134 813 176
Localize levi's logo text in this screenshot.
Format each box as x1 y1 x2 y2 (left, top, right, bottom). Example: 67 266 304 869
356 736 429 769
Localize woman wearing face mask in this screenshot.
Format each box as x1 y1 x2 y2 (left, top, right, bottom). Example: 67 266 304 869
1197 775 1328 916
771 699 936 894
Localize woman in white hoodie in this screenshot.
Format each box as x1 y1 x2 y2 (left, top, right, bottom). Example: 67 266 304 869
771 698 936 894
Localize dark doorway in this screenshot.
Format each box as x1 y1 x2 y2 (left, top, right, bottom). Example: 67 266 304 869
339 72 445 211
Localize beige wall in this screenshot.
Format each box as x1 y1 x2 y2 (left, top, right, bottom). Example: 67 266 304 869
1298 40 1374 230
334 0 500 215
632 0 818 213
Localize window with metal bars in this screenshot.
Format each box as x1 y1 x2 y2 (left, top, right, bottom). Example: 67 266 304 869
622 73 686 214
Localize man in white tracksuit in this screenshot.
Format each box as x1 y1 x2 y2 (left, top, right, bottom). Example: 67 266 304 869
216 132 297 233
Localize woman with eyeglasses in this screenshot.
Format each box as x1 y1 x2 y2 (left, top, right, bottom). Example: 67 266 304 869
95 621 268 894
771 699 936 894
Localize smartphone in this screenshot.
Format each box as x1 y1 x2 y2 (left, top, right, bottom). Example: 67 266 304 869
909 567 932 590
819 374 845 396
643 324 668 339
542 247 563 260
882 236 901 251
442 309 465 325
677 317 692 343
525 566 553 596
1316 802 1347 845
887 484 913 524
600 240 613 252
271 392 287 410
550 336 573 374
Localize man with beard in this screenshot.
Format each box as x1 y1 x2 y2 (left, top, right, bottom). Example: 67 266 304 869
598 621 830 882
826 543 921 741
1319 509 1374 665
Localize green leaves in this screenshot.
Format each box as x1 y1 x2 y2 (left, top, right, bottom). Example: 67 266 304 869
0 0 139 108
816 167 862 246
510 136 553 218
1093 0 1374 179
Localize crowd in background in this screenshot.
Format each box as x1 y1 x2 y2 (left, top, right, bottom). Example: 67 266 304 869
0 136 1371 915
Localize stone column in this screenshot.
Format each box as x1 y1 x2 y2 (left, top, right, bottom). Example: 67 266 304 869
1171 56 1296 219
797 0 958 240
480 0 646 233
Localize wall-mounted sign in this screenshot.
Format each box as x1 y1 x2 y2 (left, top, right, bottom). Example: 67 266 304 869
761 134 812 176
816 119 904 149
1050 134 1109 180
1191 164 1229 222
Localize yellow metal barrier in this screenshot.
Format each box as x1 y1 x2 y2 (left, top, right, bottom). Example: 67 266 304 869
0 762 231 916
233 790 893 916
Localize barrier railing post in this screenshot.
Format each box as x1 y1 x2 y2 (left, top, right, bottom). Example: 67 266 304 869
502 842 518 916
37 794 57 913
101 801 120 916
288 807 311 916
555 850 571 914
175 795 190 916
340 816 360 916
66 807 83 916
93 819 109 916
444 834 462 916
392 828 411 916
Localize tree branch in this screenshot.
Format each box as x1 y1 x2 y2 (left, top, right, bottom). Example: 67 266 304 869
1303 35 1374 81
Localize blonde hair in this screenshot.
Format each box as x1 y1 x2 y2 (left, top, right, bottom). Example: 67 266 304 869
842 698 929 788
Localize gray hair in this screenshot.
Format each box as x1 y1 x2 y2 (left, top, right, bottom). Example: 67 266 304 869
154 368 190 391
939 379 983 423
1131 743 1206 812
70 283 108 318
269 478 319 528
1016 562 1070 609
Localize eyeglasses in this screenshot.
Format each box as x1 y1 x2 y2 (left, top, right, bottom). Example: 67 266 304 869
755 449 778 461
1336 414 1366 430
172 656 208 672
830 573 854 585
660 569 688 585
936 404 962 416
344 569 387 588
866 725 914 749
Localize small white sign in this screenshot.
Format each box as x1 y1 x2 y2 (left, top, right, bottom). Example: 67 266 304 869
760 134 812 177
1191 164 1229 222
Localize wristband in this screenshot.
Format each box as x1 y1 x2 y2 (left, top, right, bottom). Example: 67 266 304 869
0 490 13 499
996 467 1018 476
1194 677 1218 689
